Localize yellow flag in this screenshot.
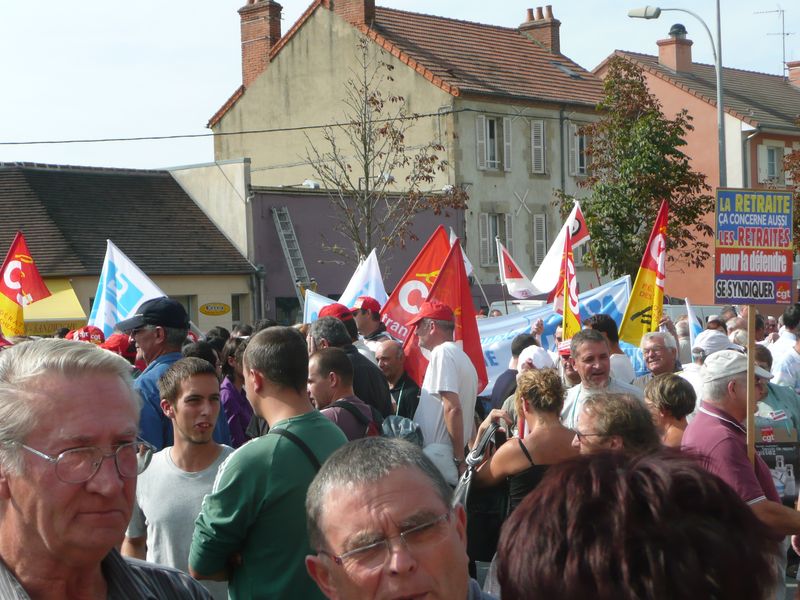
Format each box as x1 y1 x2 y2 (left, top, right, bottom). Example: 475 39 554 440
619 201 668 345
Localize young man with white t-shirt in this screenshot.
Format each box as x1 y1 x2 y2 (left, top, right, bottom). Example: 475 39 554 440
408 300 478 486
122 357 233 600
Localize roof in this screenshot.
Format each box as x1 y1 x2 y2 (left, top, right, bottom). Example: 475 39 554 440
0 163 255 277
609 50 800 132
209 4 603 127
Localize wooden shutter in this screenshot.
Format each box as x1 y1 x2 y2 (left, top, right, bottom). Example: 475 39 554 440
503 117 512 172
504 213 514 256
531 119 545 173
533 214 547 266
479 213 490 266
476 115 487 170
568 123 577 176
756 144 768 183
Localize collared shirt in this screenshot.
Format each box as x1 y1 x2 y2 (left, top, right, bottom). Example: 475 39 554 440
390 371 421 419
561 377 644 430
0 549 211 599
682 402 779 505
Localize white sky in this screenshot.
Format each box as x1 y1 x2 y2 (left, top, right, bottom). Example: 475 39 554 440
1 0 796 170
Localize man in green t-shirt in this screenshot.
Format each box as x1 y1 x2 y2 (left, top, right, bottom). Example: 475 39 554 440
190 327 347 600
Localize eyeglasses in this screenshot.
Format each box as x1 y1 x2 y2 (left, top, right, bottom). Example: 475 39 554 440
643 346 667 356
574 430 606 443
20 440 154 484
320 511 451 572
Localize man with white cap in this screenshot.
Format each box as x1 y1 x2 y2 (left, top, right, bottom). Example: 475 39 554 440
682 350 800 597
679 328 742 410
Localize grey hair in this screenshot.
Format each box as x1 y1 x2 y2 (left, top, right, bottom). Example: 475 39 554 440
640 331 677 351
703 373 745 404
0 339 138 473
675 320 689 337
309 316 351 348
423 318 455 338
570 328 607 356
306 438 452 550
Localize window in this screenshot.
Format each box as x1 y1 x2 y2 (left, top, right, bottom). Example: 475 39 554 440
569 123 588 176
530 119 546 174
476 115 512 171
532 214 547 267
171 295 197 323
757 142 791 186
479 213 513 267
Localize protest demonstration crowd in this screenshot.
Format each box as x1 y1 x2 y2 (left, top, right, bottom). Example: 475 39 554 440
1 210 800 600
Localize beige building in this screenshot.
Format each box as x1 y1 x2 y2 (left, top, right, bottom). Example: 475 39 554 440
209 0 605 296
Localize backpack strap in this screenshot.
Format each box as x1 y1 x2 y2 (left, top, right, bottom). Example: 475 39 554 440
331 399 371 425
270 427 321 471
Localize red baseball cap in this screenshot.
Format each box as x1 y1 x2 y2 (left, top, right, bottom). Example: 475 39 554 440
71 325 106 345
352 296 381 314
407 300 455 327
100 332 137 360
318 303 355 322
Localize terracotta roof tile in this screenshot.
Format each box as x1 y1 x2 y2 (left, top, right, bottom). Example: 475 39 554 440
613 51 800 132
0 164 254 277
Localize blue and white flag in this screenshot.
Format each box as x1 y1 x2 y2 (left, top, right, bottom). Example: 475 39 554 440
303 289 335 325
450 227 474 277
338 248 388 308
478 276 633 394
88 240 167 338
684 297 704 349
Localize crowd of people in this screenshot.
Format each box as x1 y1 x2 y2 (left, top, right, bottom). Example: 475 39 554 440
0 295 799 599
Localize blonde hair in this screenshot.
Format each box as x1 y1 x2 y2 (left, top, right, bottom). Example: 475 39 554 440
515 368 564 417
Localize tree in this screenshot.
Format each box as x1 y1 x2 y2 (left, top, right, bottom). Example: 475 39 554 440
555 56 714 280
784 124 800 250
305 38 468 265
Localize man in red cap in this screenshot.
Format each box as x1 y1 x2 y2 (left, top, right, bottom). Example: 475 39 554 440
318 302 376 364
408 300 478 486
351 296 394 353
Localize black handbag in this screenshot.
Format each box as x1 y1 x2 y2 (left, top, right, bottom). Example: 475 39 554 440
452 422 510 562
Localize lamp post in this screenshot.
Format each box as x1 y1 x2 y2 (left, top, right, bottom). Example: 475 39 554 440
628 3 726 187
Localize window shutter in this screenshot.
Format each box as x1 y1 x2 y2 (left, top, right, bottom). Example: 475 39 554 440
476 115 487 170
533 214 547 267
504 213 514 256
756 144 768 183
568 123 577 176
785 146 794 186
531 120 545 173
479 213 490 266
503 117 512 172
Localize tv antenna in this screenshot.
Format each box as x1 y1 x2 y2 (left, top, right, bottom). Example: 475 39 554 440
755 6 795 79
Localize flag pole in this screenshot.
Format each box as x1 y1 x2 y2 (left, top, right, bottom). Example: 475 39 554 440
473 275 491 310
501 279 509 314
494 236 508 313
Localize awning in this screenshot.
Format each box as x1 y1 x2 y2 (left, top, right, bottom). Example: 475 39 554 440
24 278 87 336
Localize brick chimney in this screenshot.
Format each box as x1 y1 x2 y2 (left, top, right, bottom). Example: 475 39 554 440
788 60 800 88
519 5 561 54
657 23 693 73
331 0 375 25
239 0 282 88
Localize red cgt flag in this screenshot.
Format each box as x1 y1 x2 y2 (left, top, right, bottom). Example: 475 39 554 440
0 232 51 336
403 241 488 392
380 226 450 343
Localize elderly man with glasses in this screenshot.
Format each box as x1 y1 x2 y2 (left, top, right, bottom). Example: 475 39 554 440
304 437 495 600
633 331 680 390
0 338 210 599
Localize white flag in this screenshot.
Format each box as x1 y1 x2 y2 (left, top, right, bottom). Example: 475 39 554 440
303 289 335 324
88 240 167 338
338 249 388 308
684 297 704 349
530 201 590 295
497 238 537 299
450 227 474 276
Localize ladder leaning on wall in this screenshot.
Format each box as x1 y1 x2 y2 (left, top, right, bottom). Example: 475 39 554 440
271 206 312 307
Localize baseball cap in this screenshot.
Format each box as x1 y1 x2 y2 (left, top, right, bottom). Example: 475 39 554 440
352 296 381 314
706 314 723 326
406 300 455 327
114 297 190 332
71 325 105 345
557 340 572 357
701 349 772 383
692 329 742 357
100 332 137 360
517 344 555 370
318 303 355 322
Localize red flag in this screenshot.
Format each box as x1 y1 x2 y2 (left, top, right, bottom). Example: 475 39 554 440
380 226 450 342
0 232 51 336
403 241 488 392
569 201 590 247
497 239 537 299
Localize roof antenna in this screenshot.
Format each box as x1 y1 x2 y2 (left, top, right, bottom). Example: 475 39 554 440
754 6 795 79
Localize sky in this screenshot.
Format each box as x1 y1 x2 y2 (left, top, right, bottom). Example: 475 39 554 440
1 0 796 170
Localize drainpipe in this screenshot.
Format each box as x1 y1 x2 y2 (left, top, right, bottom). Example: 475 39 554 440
742 128 760 188
559 107 567 193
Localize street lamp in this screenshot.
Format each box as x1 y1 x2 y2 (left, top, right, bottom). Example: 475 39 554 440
629 4 727 187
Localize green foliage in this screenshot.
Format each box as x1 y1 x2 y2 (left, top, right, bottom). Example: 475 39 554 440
784 128 800 250
555 56 714 280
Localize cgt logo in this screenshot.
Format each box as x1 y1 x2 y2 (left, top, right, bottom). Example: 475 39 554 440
776 282 791 303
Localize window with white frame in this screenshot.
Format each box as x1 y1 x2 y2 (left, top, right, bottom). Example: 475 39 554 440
568 123 588 176
530 119 546 174
757 142 791 186
479 212 513 266
476 115 512 171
